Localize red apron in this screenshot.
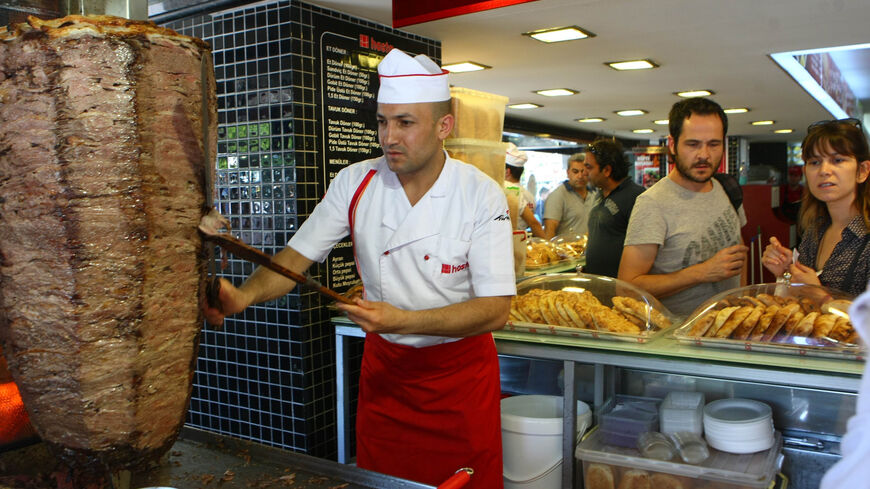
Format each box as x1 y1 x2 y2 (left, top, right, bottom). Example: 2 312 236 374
356 332 503 489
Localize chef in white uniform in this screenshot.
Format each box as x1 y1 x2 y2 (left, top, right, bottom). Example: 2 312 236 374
202 48 515 488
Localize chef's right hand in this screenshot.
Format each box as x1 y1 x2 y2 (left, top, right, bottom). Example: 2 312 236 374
701 244 749 281
761 237 792 277
202 277 250 326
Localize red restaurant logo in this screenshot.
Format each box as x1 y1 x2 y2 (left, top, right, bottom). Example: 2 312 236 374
441 262 469 274
359 34 394 54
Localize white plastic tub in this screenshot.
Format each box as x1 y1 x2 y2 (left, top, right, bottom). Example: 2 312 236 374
501 395 591 489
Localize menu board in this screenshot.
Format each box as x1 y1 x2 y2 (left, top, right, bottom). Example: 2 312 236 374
313 12 439 292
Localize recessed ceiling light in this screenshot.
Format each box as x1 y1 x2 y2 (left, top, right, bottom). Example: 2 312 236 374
752 120 775 126
523 26 595 43
676 89 714 98
633 129 654 134
508 103 542 110
576 117 605 123
606 59 659 71
774 129 794 134
724 107 749 114
616 109 647 117
442 61 490 73
653 119 669 125
534 88 578 97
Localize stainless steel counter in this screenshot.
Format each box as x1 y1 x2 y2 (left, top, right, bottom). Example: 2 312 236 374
0 426 434 489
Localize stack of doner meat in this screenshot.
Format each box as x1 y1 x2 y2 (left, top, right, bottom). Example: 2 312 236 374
0 14 216 481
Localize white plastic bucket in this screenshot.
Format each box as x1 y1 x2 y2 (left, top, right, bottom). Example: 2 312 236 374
501 395 591 489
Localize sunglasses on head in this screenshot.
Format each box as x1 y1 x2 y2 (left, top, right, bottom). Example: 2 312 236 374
807 117 862 132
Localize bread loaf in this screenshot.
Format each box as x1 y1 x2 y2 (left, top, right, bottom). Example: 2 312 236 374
585 463 615 489
617 469 651 489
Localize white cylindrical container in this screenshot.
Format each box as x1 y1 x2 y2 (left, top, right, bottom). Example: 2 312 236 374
501 395 591 489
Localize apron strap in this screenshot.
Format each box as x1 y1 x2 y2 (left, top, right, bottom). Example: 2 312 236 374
347 169 377 295
349 169 377 242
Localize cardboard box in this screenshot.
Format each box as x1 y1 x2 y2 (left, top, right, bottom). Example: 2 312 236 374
444 138 507 184
449 86 508 142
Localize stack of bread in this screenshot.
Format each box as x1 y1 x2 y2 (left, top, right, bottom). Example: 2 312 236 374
509 288 671 334
443 86 509 184
526 240 560 268
586 464 698 489
684 293 856 346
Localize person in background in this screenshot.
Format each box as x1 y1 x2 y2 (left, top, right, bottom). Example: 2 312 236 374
619 97 748 318
779 164 804 224
543 152 597 239
535 185 550 222
503 143 545 238
820 286 870 488
583 138 645 278
762 118 870 296
201 49 515 489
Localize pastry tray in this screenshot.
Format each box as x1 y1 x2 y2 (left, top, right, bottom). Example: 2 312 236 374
672 283 864 361
507 274 675 344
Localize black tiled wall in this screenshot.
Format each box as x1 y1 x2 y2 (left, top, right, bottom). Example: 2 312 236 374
164 0 438 459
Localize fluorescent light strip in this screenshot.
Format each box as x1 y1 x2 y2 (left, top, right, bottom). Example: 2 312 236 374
752 120 775 126
607 60 658 71
653 119 669 125
724 108 749 114
770 50 853 119
576 117 605 123
676 89 714 98
442 62 489 73
633 129 654 134
616 110 646 116
774 129 794 134
525 26 594 43
508 103 541 110
535 88 577 97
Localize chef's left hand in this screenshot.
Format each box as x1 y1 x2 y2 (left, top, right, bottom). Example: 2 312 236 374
789 262 821 286
337 298 409 334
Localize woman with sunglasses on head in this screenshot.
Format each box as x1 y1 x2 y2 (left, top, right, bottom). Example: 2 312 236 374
762 118 870 296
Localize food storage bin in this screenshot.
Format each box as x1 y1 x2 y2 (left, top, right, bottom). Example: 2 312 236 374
600 398 659 448
577 427 782 489
444 138 508 184
673 283 862 360
507 274 675 343
448 86 508 141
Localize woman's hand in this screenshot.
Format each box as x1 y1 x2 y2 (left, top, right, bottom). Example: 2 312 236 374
761 237 793 277
789 262 822 286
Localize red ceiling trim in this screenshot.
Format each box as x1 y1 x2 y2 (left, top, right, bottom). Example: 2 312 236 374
393 0 538 28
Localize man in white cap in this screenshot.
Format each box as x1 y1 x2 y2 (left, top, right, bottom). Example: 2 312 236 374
202 48 515 488
504 143 545 238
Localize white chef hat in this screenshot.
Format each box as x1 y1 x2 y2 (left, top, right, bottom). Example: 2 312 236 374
377 48 450 104
505 143 528 168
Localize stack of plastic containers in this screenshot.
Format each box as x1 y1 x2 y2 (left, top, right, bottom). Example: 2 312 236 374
659 391 705 435
600 398 658 448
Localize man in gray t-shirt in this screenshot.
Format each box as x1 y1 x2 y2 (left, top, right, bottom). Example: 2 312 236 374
543 153 597 239
619 98 748 319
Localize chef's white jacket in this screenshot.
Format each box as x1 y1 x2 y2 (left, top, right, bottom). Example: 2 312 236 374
289 152 517 347
820 287 870 488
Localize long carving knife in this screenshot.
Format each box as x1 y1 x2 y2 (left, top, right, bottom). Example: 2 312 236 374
198 226 355 305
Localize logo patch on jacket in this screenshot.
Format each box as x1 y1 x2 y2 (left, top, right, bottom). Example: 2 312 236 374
442 262 469 274
494 208 511 221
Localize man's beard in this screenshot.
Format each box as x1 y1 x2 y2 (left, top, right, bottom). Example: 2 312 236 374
674 151 714 184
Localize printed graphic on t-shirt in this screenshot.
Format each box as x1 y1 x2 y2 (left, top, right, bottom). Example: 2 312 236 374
604 199 620 216
681 207 740 268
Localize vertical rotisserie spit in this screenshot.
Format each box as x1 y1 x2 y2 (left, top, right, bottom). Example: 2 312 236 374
0 14 216 476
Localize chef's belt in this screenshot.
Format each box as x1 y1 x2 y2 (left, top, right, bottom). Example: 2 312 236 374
356 332 503 489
